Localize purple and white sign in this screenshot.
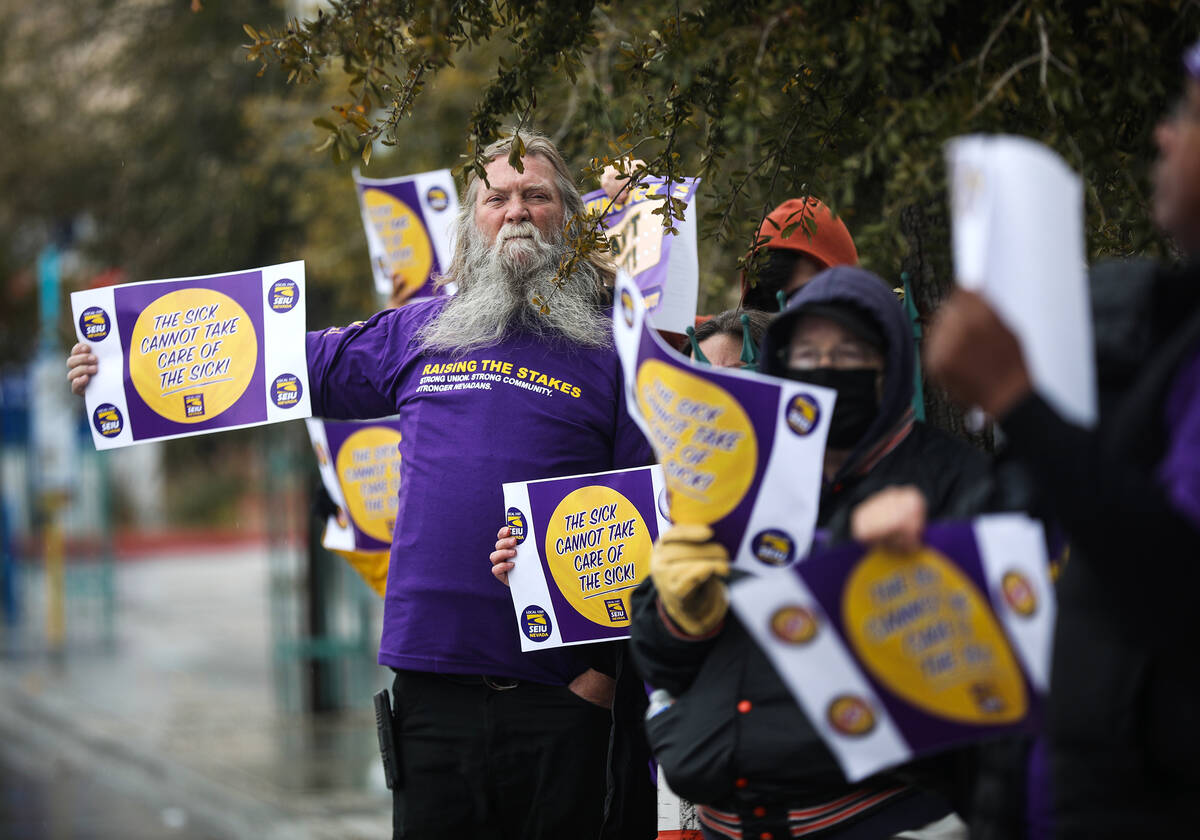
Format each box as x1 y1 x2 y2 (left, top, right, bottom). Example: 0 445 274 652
731 514 1055 781
306 416 403 553
613 277 836 570
354 168 458 301
503 464 669 650
582 177 700 333
70 261 310 449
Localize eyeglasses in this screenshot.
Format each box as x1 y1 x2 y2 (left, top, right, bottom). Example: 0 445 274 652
785 342 878 370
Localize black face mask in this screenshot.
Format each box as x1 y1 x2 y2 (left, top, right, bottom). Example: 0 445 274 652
743 250 801 311
783 367 880 448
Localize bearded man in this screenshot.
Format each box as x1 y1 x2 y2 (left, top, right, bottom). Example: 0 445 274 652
67 132 655 839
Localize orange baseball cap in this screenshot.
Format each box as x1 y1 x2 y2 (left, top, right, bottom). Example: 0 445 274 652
755 197 858 268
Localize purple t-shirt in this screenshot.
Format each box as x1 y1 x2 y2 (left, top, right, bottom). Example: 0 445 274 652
1160 349 1200 528
306 298 652 684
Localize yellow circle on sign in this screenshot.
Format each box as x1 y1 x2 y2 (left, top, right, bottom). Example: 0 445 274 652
128 289 258 424
842 547 1027 725
363 188 435 296
635 359 758 524
544 486 652 628
334 427 403 543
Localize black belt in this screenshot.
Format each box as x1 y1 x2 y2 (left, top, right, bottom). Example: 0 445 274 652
437 673 521 691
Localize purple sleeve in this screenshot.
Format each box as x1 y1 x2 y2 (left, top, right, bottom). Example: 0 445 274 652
1159 350 1200 529
611 365 654 469
306 309 406 420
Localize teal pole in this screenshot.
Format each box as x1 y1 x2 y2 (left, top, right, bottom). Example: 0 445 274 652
902 272 925 421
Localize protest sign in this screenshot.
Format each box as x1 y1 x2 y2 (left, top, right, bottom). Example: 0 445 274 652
71 262 309 449
583 177 700 334
503 465 668 650
354 168 459 300
306 417 401 597
731 514 1054 782
306 417 403 553
946 135 1096 427
613 276 835 571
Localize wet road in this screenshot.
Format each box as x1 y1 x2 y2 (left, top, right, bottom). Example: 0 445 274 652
0 750 227 840
0 548 392 840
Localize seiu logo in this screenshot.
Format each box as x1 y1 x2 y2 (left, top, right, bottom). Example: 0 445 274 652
604 598 628 622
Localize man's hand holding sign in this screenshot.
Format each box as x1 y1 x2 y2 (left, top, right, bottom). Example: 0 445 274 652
67 343 97 396
500 466 668 650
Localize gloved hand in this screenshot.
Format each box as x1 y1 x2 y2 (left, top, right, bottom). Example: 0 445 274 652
651 524 730 637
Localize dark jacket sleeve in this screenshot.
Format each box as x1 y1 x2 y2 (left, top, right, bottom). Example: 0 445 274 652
628 578 722 696
1000 393 1200 584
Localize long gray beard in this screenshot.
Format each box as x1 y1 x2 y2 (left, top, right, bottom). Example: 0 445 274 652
415 220 613 356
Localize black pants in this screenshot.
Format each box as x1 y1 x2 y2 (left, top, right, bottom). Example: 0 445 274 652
391 669 612 840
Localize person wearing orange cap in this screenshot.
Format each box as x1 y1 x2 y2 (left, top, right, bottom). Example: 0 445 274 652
742 197 859 312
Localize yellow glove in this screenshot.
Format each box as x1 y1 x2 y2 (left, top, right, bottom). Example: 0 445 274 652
651 524 730 637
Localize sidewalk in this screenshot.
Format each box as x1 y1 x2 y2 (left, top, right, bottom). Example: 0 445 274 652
0 544 391 840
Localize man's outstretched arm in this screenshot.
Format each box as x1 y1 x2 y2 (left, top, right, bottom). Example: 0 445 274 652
306 308 407 420
67 307 404 423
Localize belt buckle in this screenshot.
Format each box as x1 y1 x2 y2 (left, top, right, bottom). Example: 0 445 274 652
482 675 519 691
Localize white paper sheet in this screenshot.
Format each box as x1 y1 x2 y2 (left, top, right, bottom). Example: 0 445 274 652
947 135 1096 427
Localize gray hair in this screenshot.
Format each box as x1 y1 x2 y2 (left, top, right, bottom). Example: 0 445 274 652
438 129 614 291
414 130 616 356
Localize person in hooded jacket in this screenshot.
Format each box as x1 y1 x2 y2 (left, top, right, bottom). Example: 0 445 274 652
629 265 992 840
